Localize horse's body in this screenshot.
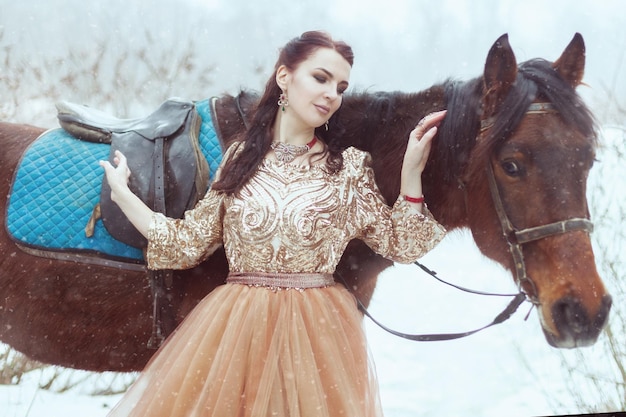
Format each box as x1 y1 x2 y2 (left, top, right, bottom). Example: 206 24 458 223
0 34 611 372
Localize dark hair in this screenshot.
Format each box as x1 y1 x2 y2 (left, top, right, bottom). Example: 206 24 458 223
211 30 354 195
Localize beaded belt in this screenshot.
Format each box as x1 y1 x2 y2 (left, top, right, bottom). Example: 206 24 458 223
226 272 335 290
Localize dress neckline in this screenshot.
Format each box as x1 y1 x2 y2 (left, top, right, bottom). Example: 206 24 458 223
262 157 327 172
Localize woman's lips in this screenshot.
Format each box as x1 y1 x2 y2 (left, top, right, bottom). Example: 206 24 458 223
315 104 330 115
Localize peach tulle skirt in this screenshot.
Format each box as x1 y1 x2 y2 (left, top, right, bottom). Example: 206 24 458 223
107 283 383 417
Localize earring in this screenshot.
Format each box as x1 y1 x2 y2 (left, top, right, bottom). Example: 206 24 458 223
278 93 289 112
325 121 329 131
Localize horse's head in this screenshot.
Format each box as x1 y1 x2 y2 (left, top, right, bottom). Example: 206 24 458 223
451 33 611 348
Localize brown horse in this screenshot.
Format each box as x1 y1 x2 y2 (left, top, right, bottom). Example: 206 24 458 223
0 33 611 372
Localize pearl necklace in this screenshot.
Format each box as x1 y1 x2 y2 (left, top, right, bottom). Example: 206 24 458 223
270 137 318 163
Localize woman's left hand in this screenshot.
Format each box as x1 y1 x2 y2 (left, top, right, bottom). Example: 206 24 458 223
403 110 447 174
400 110 446 204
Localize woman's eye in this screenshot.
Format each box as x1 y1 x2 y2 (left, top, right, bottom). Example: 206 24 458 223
314 75 327 83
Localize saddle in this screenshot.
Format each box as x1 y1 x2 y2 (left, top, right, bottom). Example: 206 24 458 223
57 98 209 248
57 97 210 347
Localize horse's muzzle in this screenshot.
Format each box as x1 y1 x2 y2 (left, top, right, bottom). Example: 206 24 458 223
544 294 612 348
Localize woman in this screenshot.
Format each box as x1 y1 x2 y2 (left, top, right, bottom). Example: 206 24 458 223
101 30 446 417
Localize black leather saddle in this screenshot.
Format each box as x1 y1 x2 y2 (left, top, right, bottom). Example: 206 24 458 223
58 97 210 348
57 97 209 248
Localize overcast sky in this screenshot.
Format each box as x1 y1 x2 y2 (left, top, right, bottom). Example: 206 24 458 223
2 0 624 123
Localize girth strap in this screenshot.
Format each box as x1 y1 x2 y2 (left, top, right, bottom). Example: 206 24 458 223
147 137 175 349
146 269 175 349
153 137 166 215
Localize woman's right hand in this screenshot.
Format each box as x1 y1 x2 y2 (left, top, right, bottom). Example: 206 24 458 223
99 150 132 203
99 149 154 239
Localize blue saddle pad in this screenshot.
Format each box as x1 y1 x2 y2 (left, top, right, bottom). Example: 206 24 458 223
6 98 224 263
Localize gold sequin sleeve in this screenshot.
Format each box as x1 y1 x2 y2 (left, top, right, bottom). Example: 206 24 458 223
144 143 243 270
145 188 225 270
347 149 446 264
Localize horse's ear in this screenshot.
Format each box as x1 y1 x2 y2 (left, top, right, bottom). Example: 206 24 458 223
482 34 518 118
552 33 585 88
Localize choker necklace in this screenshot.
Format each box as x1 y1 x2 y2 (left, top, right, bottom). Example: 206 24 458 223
271 137 318 163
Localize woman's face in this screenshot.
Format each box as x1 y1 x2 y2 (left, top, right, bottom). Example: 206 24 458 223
277 47 351 129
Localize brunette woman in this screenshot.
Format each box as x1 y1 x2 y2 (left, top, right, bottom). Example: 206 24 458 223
101 30 446 417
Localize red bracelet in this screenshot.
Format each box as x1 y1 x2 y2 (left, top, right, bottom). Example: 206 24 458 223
403 194 425 204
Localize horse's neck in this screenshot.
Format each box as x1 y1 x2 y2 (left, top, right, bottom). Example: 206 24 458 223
341 88 470 230
340 92 420 201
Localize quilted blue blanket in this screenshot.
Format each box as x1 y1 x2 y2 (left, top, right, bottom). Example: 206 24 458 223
6 98 224 262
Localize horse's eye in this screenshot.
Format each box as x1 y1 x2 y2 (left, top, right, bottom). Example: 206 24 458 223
501 160 522 176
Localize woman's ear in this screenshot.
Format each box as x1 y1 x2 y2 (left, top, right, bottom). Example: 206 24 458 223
276 65 290 90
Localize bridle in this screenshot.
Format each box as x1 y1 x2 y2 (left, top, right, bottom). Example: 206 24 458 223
481 102 594 305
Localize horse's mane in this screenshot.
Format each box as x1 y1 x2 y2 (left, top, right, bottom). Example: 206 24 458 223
433 78 483 184
434 58 598 185
338 89 448 204
338 90 408 151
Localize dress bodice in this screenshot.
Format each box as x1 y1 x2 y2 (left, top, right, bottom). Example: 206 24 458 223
146 147 446 273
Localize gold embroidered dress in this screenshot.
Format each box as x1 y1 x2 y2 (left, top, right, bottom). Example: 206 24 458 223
108 146 445 417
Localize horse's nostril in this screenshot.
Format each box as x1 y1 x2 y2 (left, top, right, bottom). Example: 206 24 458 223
552 296 589 335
